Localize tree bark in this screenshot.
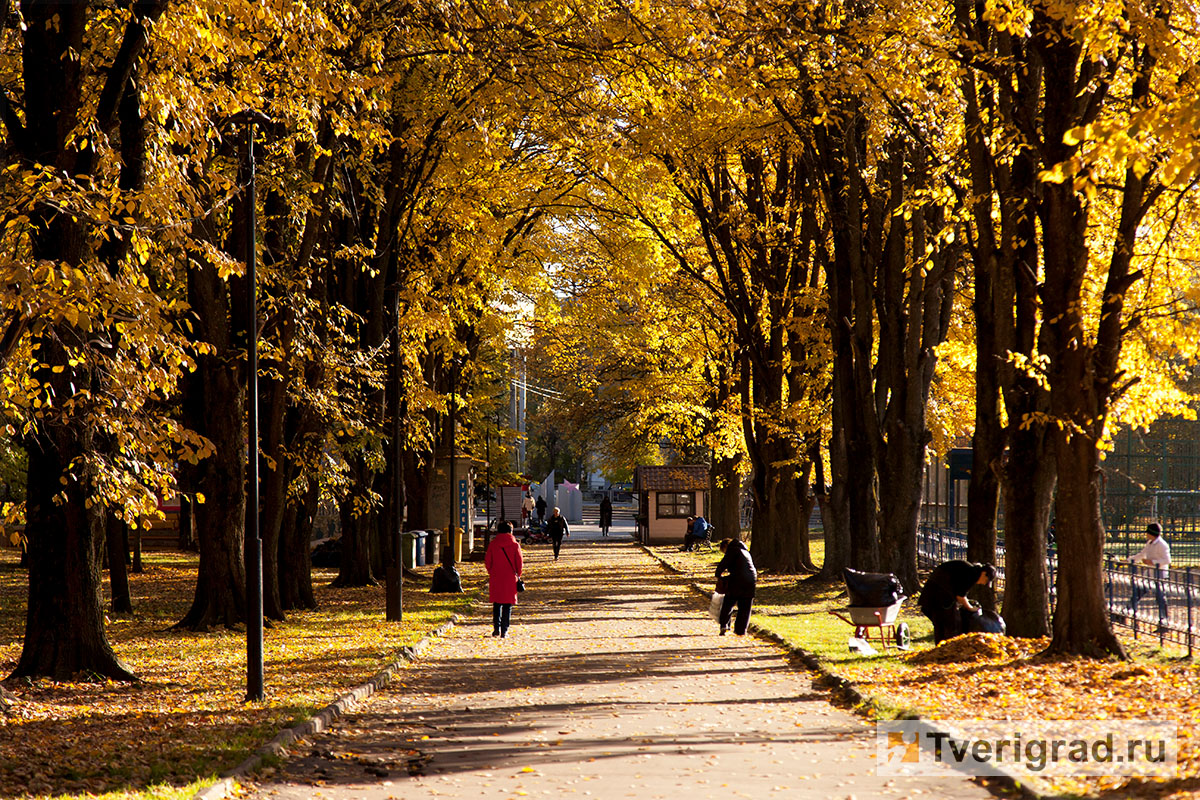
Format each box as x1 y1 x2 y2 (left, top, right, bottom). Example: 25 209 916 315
334 456 379 587
106 514 133 614
1001 423 1055 636
708 454 742 542
16 398 135 681
279 475 319 611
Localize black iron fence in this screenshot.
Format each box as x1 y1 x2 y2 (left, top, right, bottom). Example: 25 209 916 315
917 525 1199 657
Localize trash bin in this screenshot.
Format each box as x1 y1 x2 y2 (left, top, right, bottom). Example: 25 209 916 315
401 530 420 569
447 526 464 563
413 530 427 566
424 530 442 566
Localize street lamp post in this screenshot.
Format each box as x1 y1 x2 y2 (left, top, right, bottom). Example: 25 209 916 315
232 109 270 703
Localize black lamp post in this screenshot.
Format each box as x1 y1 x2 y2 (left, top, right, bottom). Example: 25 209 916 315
231 109 270 702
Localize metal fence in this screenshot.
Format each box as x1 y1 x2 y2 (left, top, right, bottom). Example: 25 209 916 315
917 525 1199 657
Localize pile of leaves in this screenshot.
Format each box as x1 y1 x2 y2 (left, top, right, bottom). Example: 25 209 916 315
907 632 1033 665
0 551 480 800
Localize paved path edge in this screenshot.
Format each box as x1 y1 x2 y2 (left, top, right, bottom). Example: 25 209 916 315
639 544 1048 800
192 613 464 800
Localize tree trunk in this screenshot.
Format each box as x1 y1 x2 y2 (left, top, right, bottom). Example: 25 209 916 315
10 0 164 683
334 457 378 587
1048 432 1124 657
279 475 319 611
403 449 431 529
1001 422 1055 637
106 514 133 614
967 262 1002 610
793 457 818 573
818 409 852 579
258 369 289 622
877 423 925 596
175 353 247 630
708 454 742 542
16 417 135 681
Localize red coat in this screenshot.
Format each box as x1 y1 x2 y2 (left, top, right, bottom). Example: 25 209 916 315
485 533 524 604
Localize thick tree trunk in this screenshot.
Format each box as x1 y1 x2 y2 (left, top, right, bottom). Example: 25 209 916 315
403 450 431 530
1040 143 1124 657
106 514 133 614
11 0 162 683
1001 422 1055 637
258 370 289 622
967 263 1002 610
16 415 135 681
818 410 852 579
279 475 319 611
176 355 247 630
334 457 378 587
746 430 807 573
708 454 742 542
1048 433 1124 657
877 423 925 596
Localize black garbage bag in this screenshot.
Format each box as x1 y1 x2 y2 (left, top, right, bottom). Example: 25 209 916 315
962 607 1007 635
430 564 463 593
843 567 905 608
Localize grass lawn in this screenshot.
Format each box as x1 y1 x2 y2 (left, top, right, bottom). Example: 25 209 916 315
0 550 481 800
651 538 1200 799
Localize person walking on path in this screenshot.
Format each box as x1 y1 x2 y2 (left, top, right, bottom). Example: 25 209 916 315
598 494 613 537
715 537 756 635
535 494 547 526
1128 521 1171 629
546 506 570 560
521 492 535 527
484 520 523 637
918 560 996 643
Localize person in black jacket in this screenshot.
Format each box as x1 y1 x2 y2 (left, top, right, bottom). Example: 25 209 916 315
918 560 996 643
599 494 613 537
546 506 570 560
715 538 757 635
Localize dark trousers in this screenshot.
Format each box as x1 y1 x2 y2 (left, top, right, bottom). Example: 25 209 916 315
923 604 961 644
551 535 564 559
1129 574 1168 623
719 594 753 635
492 603 512 635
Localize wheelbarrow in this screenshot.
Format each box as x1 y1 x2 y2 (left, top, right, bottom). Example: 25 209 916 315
829 600 911 651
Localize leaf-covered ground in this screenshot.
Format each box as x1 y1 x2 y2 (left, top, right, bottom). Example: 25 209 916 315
651 543 1200 800
0 550 480 800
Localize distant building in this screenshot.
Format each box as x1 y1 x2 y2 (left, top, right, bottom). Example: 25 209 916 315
633 465 709 545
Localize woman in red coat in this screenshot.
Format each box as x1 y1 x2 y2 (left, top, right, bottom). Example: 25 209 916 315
484 520 524 637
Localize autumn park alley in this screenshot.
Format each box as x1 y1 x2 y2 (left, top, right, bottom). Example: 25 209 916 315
239 526 1000 800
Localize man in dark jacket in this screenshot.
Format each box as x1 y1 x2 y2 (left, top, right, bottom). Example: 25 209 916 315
918 560 996 643
715 538 757 635
599 494 613 537
546 506 570 560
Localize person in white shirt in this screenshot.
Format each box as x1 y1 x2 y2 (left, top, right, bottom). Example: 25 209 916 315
1128 522 1171 627
521 493 535 527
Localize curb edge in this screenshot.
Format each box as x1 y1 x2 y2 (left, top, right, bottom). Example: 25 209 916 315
192 613 462 800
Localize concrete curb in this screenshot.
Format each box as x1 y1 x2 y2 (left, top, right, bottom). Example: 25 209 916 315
192 614 462 800
639 545 1048 800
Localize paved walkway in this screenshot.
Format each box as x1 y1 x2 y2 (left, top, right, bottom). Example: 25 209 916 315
244 537 998 800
